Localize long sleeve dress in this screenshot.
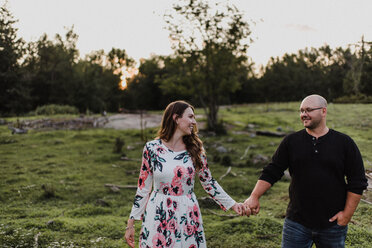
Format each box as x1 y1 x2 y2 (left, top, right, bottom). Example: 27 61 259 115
129 139 236 248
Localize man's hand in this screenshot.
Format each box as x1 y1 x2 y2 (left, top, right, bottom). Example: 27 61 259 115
329 191 363 226
244 195 260 215
329 211 351 226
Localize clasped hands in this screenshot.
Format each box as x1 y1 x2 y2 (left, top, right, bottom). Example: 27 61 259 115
232 195 260 217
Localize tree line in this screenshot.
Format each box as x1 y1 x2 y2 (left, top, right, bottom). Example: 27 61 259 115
1 1 372 129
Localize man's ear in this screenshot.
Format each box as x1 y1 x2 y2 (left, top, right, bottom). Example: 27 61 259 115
173 113 178 124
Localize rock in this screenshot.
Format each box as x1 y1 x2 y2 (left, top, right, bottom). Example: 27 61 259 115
247 124 256 129
276 126 283 132
126 145 135 150
216 146 228 153
252 154 269 165
9 127 28 134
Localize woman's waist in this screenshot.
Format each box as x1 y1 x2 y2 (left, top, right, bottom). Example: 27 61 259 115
152 188 195 197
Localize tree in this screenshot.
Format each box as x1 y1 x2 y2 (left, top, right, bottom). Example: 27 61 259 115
0 3 27 115
122 55 184 110
161 0 253 132
22 27 79 108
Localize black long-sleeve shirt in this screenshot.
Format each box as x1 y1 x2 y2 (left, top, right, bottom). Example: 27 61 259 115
260 129 368 229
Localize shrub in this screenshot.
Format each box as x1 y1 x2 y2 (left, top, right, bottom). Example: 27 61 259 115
34 104 79 115
334 94 372 103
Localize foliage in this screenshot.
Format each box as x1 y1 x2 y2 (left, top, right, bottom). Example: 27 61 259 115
161 0 253 131
0 3 28 115
34 104 79 115
0 103 371 247
122 55 183 110
334 94 372 103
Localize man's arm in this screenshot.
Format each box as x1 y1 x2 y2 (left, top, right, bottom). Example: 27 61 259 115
329 191 362 226
244 180 272 215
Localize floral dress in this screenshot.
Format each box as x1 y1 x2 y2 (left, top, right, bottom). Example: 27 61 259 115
129 139 236 248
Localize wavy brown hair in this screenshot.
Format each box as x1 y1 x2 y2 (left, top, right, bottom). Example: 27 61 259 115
157 101 203 170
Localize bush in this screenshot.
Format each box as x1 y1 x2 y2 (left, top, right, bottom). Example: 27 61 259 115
34 104 79 115
334 94 372 103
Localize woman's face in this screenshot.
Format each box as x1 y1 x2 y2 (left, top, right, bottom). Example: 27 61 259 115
176 107 196 136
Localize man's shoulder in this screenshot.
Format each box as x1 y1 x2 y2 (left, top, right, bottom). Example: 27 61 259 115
277 129 305 147
284 129 305 140
329 129 353 141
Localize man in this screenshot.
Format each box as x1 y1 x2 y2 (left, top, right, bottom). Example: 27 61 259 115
244 94 368 248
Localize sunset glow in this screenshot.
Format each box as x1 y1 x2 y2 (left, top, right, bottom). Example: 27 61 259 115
119 67 139 90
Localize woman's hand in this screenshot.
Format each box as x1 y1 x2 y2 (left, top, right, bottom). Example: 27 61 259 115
125 227 135 248
124 219 135 248
231 202 251 216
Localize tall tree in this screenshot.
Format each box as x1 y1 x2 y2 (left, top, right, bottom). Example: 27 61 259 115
0 3 26 115
161 0 253 131
23 27 79 108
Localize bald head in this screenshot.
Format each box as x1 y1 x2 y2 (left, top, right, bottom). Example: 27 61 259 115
301 95 327 108
300 94 328 131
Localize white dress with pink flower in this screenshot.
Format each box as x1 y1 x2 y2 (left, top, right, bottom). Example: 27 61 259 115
129 139 236 248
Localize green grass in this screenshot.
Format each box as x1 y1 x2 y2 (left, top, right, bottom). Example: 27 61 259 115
0 102 371 247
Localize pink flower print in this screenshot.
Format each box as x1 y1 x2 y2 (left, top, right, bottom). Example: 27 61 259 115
138 163 150 190
138 154 151 190
184 223 194 236
167 218 178 233
138 174 146 189
152 233 166 248
187 166 194 176
173 166 186 181
189 245 196 248
159 182 171 195
192 205 200 222
155 145 166 156
166 198 172 208
170 180 183 196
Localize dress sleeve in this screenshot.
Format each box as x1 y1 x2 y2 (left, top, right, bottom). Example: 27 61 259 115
198 151 236 211
129 144 153 220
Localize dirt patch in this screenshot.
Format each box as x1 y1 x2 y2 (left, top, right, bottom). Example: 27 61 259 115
103 114 163 130
7 113 163 131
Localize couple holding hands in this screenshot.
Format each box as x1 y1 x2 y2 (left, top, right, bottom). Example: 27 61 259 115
125 95 368 248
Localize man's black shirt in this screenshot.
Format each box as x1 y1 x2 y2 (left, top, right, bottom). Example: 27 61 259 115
260 129 368 229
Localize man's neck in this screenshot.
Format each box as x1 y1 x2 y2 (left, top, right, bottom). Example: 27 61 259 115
306 125 329 138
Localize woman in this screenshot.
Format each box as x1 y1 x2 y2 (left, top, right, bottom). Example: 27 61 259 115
125 101 249 248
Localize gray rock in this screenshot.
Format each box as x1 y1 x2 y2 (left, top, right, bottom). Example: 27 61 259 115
216 146 228 153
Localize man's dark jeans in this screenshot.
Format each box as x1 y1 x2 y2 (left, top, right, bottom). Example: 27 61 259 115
282 218 348 248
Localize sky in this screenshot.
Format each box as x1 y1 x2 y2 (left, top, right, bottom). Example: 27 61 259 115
4 0 372 67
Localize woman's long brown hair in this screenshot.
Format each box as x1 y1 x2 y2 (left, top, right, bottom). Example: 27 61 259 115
157 101 203 170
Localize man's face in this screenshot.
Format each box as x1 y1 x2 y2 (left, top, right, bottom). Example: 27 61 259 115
299 99 325 129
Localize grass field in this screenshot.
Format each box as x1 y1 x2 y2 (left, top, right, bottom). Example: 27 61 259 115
0 102 371 247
